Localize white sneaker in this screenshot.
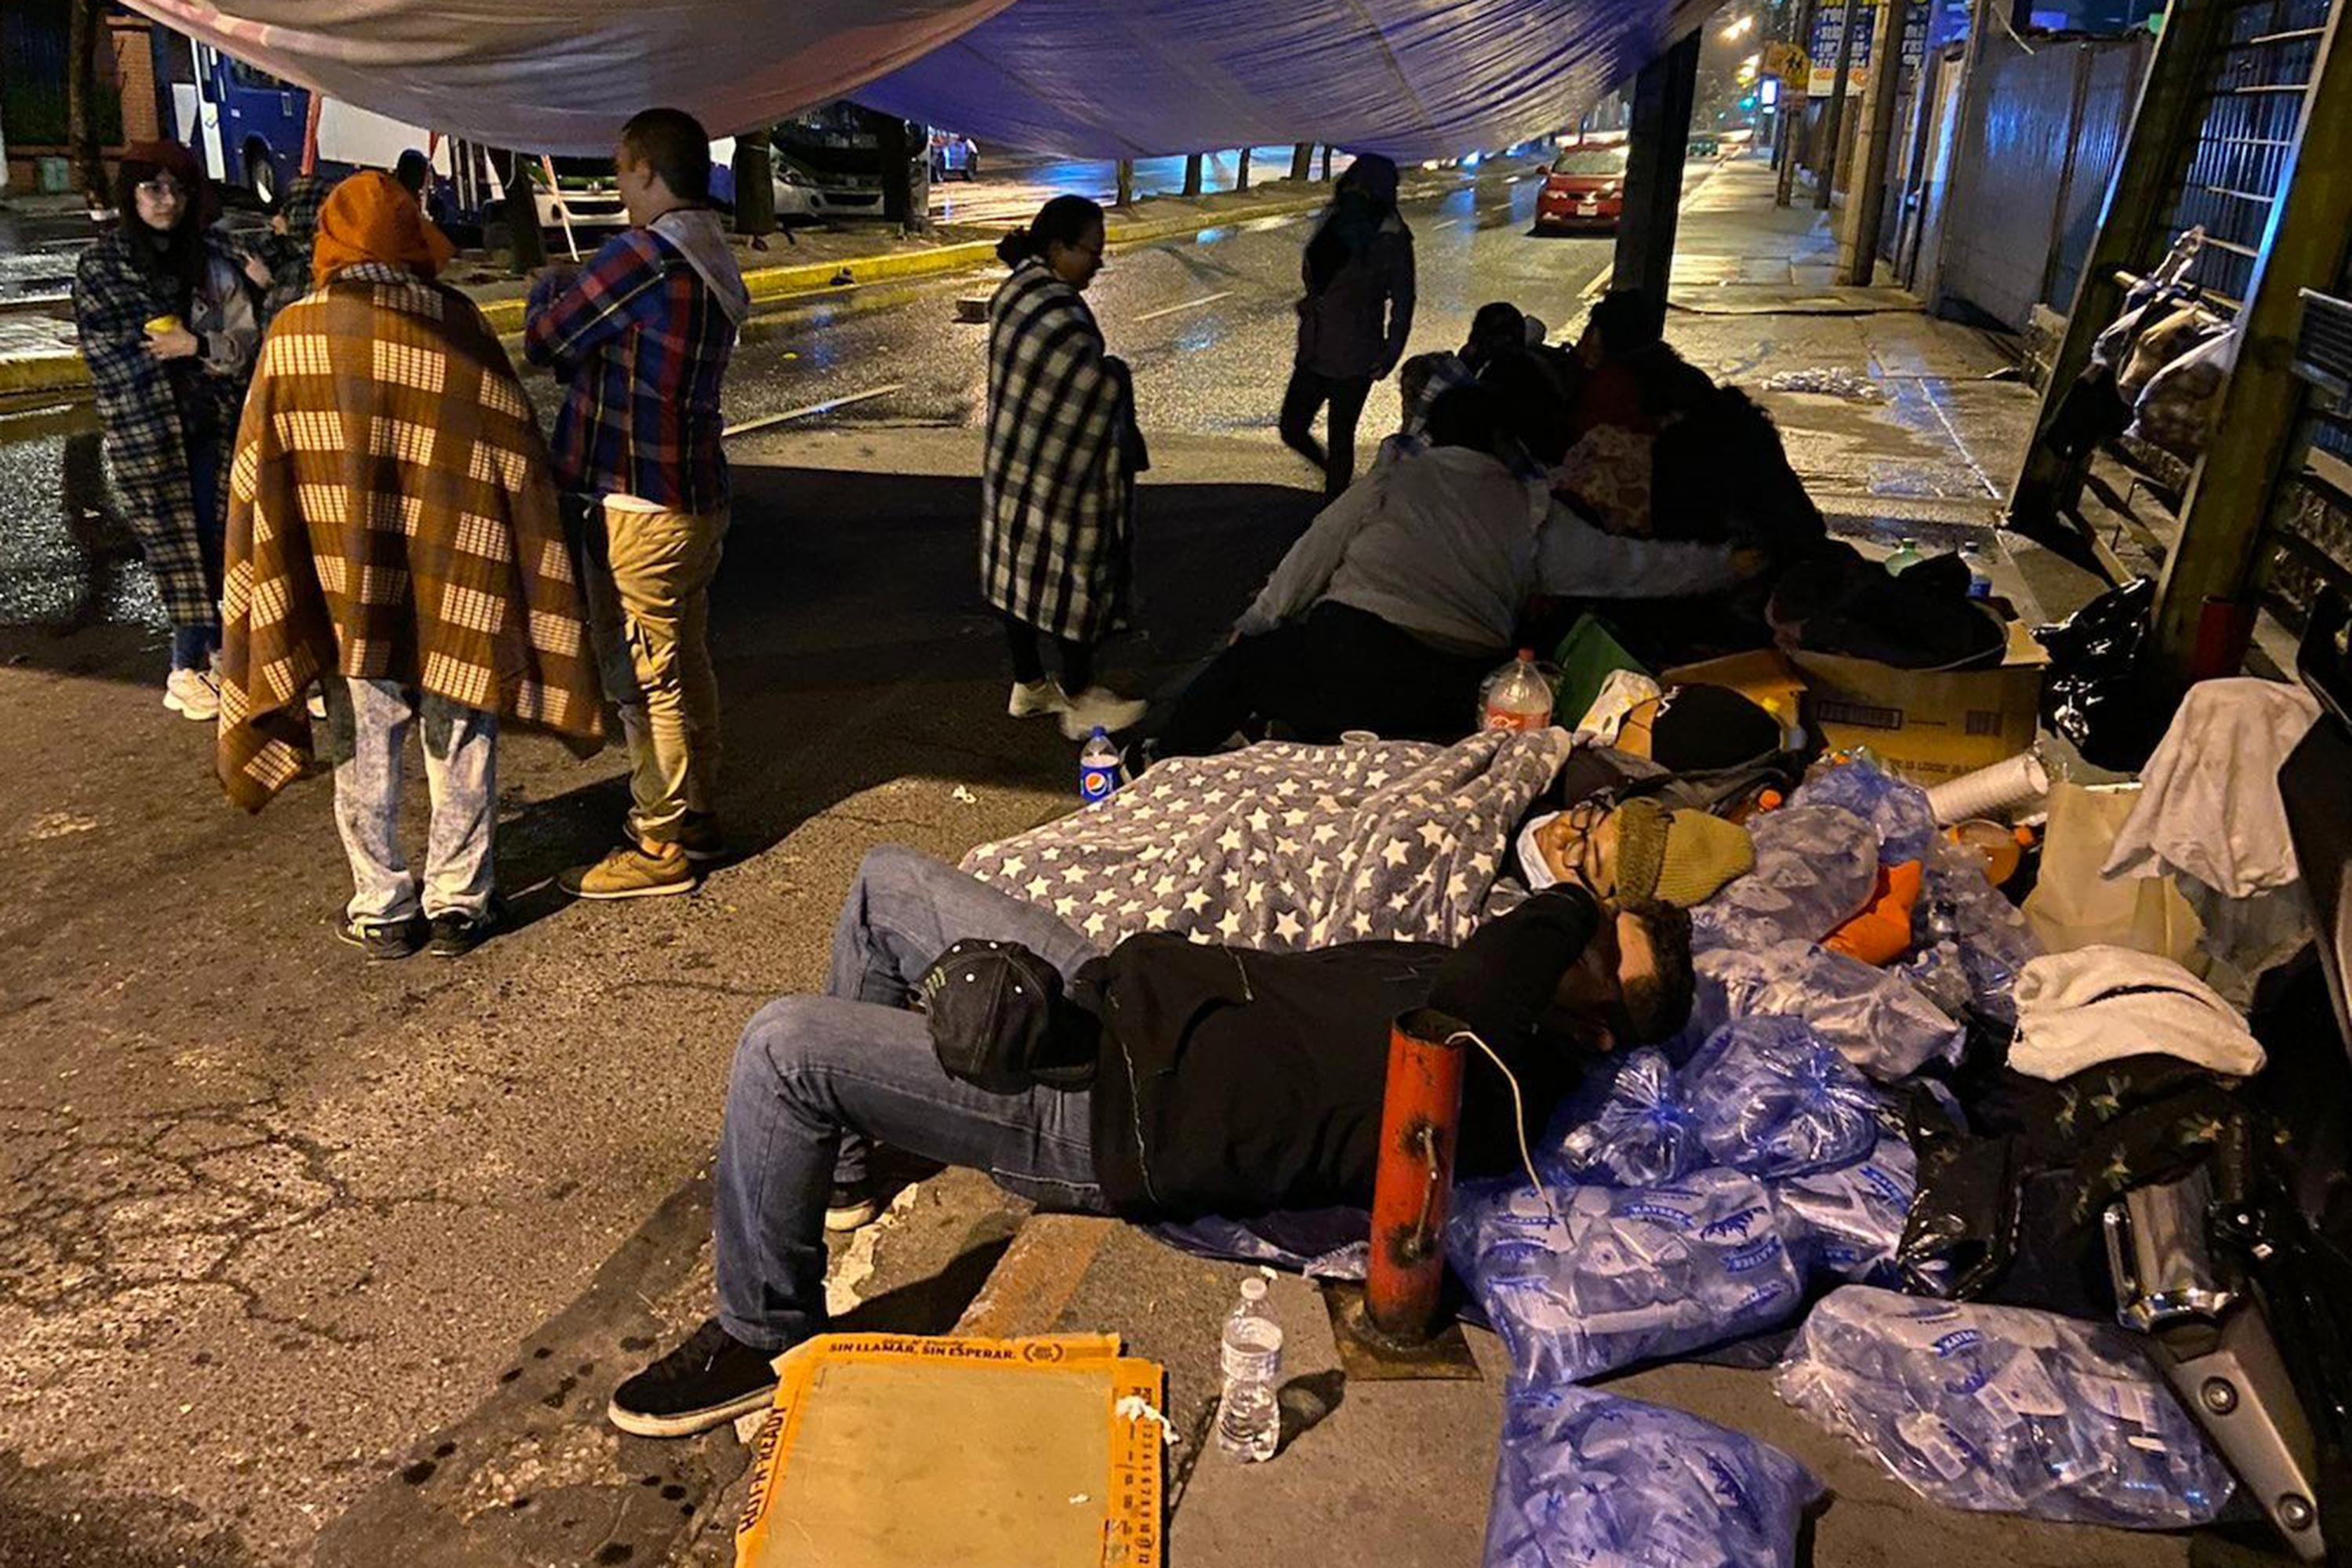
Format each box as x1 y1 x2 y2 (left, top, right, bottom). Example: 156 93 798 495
163 667 220 720
1058 686 1147 740
1007 678 1069 720
307 689 329 720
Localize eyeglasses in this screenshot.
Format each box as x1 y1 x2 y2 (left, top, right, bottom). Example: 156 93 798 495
136 178 191 200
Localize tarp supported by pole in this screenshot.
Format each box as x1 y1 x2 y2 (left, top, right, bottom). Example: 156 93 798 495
117 0 1719 165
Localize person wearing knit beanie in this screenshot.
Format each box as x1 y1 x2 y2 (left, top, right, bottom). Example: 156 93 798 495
1518 797 1755 907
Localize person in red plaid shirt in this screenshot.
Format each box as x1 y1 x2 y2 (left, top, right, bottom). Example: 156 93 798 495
526 107 750 901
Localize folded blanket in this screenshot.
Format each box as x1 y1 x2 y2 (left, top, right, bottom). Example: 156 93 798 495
961 729 1573 951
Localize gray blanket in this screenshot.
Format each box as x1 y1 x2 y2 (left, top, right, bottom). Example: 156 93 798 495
960 730 1573 952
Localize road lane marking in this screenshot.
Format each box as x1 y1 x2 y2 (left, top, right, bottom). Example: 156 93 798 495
1132 290 1233 322
724 383 906 438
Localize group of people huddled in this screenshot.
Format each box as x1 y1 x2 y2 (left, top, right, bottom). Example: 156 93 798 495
74 128 1830 1441
975 151 1827 765
74 111 746 958
604 159 1830 1438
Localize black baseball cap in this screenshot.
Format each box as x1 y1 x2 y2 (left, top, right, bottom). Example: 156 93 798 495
916 939 1097 1093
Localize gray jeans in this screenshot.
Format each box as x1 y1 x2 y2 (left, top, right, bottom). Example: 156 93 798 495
323 677 498 925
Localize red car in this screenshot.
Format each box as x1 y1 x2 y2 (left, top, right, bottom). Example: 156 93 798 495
1536 143 1630 234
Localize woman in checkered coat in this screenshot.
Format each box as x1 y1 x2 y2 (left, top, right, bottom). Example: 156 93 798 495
71 140 260 722
982 196 1149 741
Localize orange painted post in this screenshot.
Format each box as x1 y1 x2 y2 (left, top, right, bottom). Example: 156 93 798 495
1365 1008 1469 1342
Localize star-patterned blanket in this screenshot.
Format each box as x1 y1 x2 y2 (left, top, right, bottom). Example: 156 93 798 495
960 729 1574 952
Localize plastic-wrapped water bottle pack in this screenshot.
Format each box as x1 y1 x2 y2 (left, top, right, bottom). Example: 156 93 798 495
1689 940 1965 1081
1776 1286 2235 1528
1483 1384 1822 1568
1791 760 1940 867
1770 1131 1917 1287
1546 1048 1706 1189
1682 1017 1882 1179
1915 836 2044 1025
1449 1168 1806 1387
1691 804 1879 953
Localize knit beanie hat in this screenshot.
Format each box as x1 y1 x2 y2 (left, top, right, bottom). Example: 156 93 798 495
1622 684 1786 771
1614 798 1756 907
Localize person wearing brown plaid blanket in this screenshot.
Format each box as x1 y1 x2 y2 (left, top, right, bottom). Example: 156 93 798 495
218 172 603 961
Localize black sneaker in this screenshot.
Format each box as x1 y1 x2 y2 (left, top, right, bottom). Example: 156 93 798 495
427 905 498 958
607 1318 782 1439
338 916 424 961
826 1179 880 1232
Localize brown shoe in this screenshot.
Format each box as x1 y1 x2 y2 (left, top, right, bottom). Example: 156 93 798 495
561 840 696 900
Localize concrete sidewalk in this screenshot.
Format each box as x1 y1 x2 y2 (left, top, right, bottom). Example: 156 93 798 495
891 158 2172 1568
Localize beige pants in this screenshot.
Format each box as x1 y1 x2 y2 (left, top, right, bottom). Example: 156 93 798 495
581 499 728 846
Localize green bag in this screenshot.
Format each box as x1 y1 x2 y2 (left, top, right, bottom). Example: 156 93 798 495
1552 615 1650 731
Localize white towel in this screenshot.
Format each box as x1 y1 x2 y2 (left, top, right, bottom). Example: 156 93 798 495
2009 946 2264 1083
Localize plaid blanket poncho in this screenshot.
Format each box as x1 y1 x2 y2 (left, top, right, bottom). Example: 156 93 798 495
982 258 1134 642
71 227 258 626
217 263 604 810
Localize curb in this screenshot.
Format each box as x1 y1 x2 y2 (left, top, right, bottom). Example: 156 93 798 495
0 176 1454 401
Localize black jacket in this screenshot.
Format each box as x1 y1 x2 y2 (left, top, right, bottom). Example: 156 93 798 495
1078 888 1604 1219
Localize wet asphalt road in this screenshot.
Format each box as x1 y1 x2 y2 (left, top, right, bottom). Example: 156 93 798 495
0 158 1615 639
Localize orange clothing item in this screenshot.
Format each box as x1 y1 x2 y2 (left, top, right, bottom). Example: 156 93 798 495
1824 860 1924 966
311 169 457 289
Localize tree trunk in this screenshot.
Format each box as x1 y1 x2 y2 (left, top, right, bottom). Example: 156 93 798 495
1115 158 1134 209
1236 146 1252 191
66 0 107 205
732 127 776 235
1290 142 1313 181
1321 144 1334 180
1182 154 1203 198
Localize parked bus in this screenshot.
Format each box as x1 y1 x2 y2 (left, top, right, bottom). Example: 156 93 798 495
148 30 619 241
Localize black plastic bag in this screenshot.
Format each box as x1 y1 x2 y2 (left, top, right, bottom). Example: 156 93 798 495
2035 576 2169 771
1896 1092 2021 1299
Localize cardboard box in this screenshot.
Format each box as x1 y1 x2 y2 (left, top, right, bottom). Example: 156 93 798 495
1666 623 2047 786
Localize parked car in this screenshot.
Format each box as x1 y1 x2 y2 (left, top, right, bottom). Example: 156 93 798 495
1535 143 1631 233
707 134 889 223
931 132 980 181
1688 133 1722 159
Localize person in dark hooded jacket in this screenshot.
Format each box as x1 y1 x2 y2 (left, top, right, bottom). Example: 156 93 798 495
602 867 1693 1439
1279 154 1415 497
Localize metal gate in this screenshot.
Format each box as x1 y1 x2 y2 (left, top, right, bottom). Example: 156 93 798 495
2161 0 2335 311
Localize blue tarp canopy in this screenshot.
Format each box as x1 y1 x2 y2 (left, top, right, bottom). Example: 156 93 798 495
122 0 1718 160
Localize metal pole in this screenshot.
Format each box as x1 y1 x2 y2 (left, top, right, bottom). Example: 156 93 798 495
1841 0 1915 282
1777 0 1820 206
1816 0 1864 209
1364 1010 1470 1342
2153 5 2352 681
1614 29 1703 300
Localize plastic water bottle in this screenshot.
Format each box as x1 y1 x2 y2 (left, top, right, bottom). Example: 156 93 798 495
1216 1276 1283 1462
1883 537 1925 576
1481 648 1555 732
1961 545 1993 599
1078 727 1123 804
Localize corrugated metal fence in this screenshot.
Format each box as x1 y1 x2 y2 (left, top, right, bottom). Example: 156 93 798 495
1936 32 2152 330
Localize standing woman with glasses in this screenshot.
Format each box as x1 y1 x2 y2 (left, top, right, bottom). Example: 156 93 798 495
982 194 1149 739
72 140 261 720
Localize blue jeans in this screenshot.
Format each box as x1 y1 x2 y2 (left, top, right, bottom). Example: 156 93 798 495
170 430 226 670
715 847 1105 1350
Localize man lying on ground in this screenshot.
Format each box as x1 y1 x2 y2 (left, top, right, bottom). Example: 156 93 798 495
1140 383 1754 758
604 871 1694 1438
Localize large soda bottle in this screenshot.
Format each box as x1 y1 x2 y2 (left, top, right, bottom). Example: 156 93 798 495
1215 1276 1283 1462
1078 727 1124 804
1481 648 1555 732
